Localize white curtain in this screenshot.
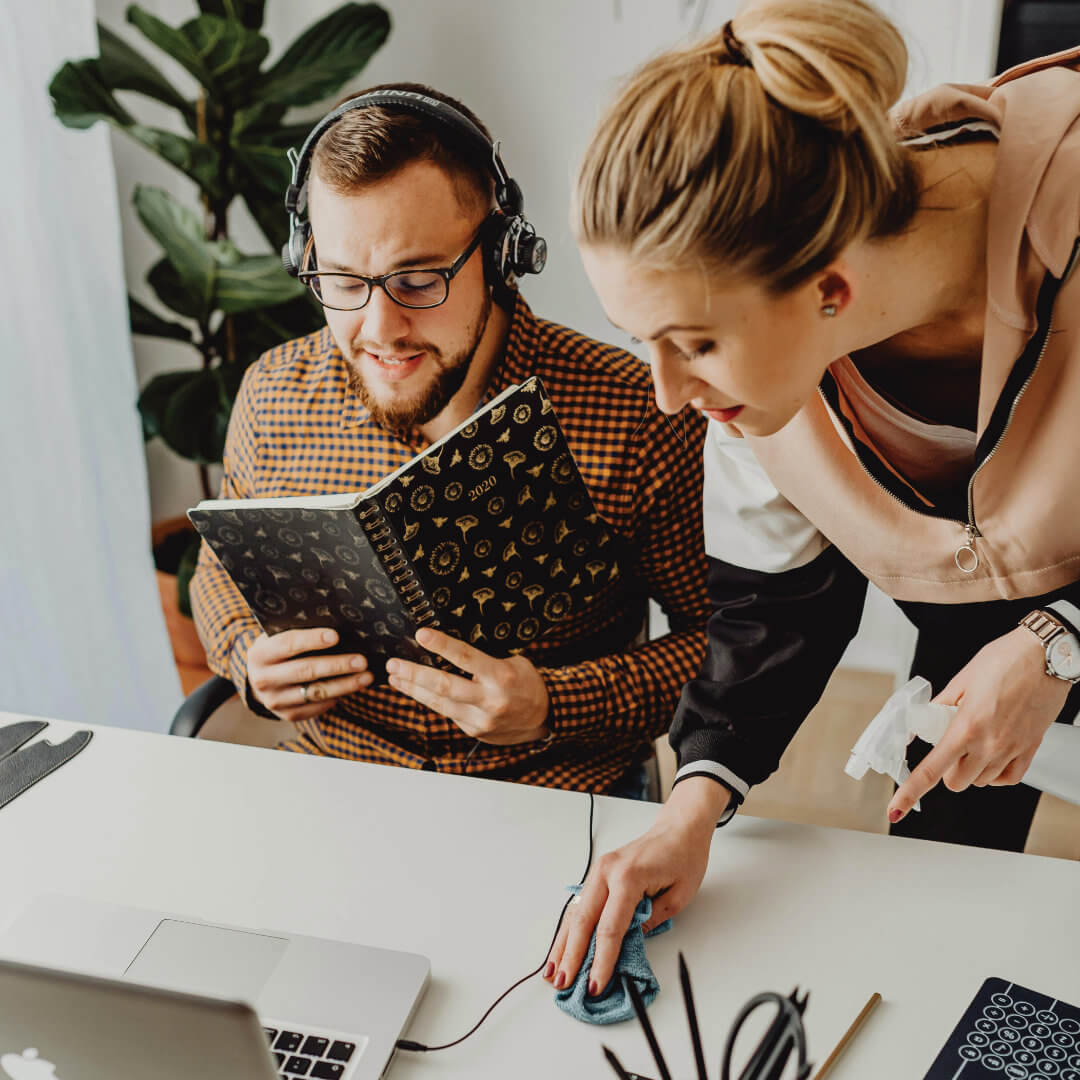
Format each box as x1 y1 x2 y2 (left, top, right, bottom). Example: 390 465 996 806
0 1 181 729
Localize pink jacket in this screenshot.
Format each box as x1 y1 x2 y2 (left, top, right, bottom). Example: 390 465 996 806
749 48 1080 604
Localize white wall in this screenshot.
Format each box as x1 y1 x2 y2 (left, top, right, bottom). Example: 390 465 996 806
96 0 1002 681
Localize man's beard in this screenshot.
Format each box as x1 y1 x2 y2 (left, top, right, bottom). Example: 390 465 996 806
345 292 493 441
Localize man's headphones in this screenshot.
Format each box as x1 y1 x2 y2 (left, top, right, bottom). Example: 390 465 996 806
281 88 547 309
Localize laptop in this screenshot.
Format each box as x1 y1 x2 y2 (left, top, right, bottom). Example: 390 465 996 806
0 894 429 1080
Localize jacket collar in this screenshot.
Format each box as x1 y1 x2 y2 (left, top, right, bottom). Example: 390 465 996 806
893 47 1080 328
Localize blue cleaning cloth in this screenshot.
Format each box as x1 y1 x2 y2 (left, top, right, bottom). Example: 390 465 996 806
554 885 672 1025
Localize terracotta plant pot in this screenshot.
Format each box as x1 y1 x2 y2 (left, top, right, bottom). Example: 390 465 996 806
152 516 212 696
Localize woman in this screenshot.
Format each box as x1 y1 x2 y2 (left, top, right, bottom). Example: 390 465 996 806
543 0 1080 999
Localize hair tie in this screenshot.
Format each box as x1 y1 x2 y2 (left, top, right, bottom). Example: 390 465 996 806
721 20 753 68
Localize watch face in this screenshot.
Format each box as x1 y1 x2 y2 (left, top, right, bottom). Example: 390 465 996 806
1048 634 1080 680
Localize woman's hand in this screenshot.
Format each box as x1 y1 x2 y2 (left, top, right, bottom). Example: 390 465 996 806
543 777 730 996
247 628 373 722
889 626 1070 823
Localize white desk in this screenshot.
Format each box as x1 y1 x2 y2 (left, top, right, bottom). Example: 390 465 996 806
0 713 1076 1079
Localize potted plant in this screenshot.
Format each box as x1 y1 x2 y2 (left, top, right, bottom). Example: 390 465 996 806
49 1 391 691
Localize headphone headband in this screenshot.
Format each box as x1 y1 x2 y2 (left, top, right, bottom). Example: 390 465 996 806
284 89 514 218
280 88 544 302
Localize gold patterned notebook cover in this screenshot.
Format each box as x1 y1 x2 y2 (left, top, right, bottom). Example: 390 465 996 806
189 377 620 680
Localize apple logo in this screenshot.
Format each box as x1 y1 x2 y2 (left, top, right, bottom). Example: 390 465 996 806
0 1049 58 1080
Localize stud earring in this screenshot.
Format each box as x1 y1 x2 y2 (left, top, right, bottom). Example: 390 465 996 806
821 303 838 317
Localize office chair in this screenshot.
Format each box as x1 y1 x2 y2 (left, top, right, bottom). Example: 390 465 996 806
169 675 237 738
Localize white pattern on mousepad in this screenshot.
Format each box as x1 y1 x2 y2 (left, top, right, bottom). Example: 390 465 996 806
923 977 1080 1079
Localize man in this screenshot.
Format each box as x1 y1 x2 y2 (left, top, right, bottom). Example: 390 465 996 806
189 83 710 795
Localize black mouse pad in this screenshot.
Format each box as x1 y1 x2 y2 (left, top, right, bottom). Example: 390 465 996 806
923 977 1080 1079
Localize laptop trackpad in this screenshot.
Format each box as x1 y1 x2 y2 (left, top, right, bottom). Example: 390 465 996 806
126 919 288 1002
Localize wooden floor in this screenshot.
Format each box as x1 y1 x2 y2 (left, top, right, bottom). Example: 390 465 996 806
200 668 1080 860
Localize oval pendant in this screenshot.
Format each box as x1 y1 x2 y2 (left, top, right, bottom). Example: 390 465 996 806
954 545 979 573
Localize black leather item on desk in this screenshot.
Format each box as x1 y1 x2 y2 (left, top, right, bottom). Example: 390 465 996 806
0 728 92 811
0 720 48 762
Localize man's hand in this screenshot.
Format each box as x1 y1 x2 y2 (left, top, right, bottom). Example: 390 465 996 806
543 776 729 996
888 626 1070 823
247 628 373 722
384 627 550 745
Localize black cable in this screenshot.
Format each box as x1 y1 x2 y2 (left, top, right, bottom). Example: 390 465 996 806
396 790 595 1053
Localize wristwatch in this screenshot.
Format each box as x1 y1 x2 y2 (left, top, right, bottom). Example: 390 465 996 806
1018 609 1080 683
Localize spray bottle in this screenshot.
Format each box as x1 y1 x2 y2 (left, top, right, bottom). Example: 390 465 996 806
845 676 1080 809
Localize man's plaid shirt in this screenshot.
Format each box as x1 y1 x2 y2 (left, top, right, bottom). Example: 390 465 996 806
190 294 710 793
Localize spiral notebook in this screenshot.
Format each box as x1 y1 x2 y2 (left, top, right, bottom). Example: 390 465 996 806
188 377 621 680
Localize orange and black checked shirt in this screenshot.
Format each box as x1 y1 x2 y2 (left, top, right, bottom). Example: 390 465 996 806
190 294 710 793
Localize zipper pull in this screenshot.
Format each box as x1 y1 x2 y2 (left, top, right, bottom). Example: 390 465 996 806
954 524 979 574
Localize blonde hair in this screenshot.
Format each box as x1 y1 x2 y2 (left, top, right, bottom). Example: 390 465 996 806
574 0 920 292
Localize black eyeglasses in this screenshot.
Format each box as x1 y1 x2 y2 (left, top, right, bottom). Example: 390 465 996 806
299 213 492 312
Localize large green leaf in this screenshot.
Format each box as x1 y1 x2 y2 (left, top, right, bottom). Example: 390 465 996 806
231 138 296 251
210 296 321 366
231 100 288 140
50 56 220 195
97 22 193 125
137 186 304 321
130 124 223 196
134 186 216 315
138 368 201 440
127 6 269 103
216 253 306 313
129 295 192 342
255 3 390 107
147 257 210 322
150 365 233 463
197 0 265 31
49 59 135 128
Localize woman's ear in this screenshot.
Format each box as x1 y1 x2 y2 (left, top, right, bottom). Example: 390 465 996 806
816 268 853 317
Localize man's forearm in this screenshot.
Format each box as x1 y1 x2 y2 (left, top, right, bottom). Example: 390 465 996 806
540 624 708 743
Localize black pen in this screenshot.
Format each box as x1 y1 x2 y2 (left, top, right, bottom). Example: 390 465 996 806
625 974 673 1080
678 952 708 1080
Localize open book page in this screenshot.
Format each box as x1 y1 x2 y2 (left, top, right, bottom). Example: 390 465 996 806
192 381 525 513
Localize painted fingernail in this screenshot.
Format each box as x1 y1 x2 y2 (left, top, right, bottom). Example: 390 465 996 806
543 961 554 980
888 808 903 824
322 630 337 645
554 971 566 989
587 979 598 997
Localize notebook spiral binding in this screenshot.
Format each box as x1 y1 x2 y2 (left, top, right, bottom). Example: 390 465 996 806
357 504 438 628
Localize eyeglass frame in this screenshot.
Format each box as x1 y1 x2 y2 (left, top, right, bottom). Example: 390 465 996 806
297 211 494 312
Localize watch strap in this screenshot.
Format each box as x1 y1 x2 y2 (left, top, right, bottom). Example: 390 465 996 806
1018 609 1067 643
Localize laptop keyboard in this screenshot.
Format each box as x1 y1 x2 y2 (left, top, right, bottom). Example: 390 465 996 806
264 1026 357 1079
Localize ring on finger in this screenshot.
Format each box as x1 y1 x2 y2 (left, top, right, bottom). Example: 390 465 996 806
299 683 309 704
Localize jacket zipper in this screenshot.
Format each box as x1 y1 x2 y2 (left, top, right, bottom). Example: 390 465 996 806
818 382 970 527
959 241 1080 570
820 240 1080 575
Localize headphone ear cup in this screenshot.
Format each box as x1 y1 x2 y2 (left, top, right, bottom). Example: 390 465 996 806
281 221 311 278
481 212 516 309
